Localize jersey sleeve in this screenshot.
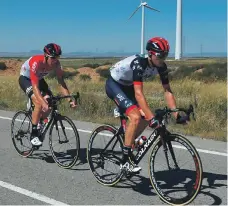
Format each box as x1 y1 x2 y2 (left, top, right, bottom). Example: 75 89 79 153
29 58 39 85
157 63 169 85
131 57 146 85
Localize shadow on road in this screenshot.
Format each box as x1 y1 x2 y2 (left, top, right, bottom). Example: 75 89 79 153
26 148 89 170
113 171 227 205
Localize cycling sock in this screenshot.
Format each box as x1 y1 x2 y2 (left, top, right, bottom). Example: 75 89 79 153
123 145 132 163
31 124 38 136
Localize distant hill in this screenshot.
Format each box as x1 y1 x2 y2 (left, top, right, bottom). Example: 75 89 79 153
0 51 226 58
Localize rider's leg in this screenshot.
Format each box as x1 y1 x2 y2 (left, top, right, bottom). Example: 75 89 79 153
105 77 141 172
39 79 52 120
134 109 150 138
19 76 42 146
30 94 43 145
40 94 51 120
123 106 141 159
135 118 149 138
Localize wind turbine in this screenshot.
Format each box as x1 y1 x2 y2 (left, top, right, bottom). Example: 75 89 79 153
128 0 160 55
175 0 182 60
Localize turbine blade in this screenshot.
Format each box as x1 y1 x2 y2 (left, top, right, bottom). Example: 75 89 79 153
128 5 141 19
145 5 160 12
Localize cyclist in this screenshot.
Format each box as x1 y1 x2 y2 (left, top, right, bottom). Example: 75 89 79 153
19 43 77 146
105 37 188 173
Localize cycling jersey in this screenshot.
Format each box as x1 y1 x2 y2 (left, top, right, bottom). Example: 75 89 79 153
20 55 63 85
110 55 169 86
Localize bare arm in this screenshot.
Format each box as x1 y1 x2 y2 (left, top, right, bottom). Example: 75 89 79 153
57 75 72 102
163 83 178 118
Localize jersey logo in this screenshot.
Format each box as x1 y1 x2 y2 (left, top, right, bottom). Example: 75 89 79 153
136 65 142 70
134 60 139 64
32 62 37 73
116 93 125 102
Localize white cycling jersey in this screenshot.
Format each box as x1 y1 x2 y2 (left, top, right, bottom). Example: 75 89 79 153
109 55 168 86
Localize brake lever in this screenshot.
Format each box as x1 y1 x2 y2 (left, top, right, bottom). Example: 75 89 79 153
187 104 196 121
74 92 80 105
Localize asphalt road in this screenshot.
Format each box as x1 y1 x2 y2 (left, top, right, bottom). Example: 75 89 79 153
0 109 227 205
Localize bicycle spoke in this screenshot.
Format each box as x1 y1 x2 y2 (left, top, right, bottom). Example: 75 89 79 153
49 116 80 168
87 124 124 185
149 134 202 205
11 111 33 157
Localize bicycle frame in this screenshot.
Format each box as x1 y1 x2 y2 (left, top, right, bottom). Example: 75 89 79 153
117 115 173 165
26 101 67 146
39 104 68 143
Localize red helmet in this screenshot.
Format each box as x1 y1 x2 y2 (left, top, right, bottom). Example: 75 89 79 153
146 37 170 58
43 43 62 57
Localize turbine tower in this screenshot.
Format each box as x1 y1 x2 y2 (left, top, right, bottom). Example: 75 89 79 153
175 0 182 60
128 0 160 55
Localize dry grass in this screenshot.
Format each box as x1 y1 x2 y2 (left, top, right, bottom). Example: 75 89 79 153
0 75 226 141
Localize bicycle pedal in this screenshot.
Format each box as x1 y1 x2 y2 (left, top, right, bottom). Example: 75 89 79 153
33 145 42 150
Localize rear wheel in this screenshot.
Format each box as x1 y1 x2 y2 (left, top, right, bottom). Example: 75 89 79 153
149 134 203 205
49 115 80 169
87 124 124 186
11 110 34 157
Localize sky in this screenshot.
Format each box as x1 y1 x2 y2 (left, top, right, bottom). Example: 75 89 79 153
0 0 227 54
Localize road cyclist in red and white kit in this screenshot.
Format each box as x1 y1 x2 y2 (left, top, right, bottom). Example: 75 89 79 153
105 37 189 173
19 43 77 146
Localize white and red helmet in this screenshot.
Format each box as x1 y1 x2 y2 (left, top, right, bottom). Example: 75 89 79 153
44 43 62 57
146 37 170 58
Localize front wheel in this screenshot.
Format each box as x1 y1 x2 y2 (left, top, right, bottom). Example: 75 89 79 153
149 134 203 205
49 115 80 169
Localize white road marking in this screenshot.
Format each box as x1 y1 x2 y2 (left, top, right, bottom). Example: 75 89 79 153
1 115 227 158
0 180 69 205
172 145 227 157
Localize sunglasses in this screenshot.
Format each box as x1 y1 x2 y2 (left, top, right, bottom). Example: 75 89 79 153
156 52 168 60
46 54 60 59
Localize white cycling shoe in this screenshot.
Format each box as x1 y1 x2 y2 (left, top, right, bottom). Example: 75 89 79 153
120 161 142 173
31 136 42 146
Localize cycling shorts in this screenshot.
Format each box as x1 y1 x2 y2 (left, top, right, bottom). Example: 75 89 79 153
105 76 139 115
19 75 52 98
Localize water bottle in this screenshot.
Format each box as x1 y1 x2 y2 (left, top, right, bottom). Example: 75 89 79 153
134 136 147 150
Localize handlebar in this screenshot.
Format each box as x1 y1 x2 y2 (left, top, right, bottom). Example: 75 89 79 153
47 92 80 107
154 104 195 123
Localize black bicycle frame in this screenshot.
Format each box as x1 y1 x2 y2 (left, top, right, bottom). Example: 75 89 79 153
118 115 172 165
38 106 63 142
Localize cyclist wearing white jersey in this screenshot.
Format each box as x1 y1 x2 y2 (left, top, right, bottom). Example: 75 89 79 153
19 43 77 146
105 37 188 173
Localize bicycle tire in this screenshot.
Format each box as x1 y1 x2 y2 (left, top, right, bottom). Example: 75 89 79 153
87 124 124 186
149 133 203 205
11 110 34 157
49 115 80 169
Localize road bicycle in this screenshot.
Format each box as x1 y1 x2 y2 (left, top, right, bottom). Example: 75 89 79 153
87 104 203 205
11 93 80 169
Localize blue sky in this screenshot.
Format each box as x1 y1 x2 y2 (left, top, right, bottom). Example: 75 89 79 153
0 0 227 54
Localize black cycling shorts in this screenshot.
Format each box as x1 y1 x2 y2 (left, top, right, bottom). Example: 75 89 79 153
105 76 139 115
19 75 52 98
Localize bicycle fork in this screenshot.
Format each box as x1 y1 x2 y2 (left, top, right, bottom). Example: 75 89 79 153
160 128 179 170
54 119 69 144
